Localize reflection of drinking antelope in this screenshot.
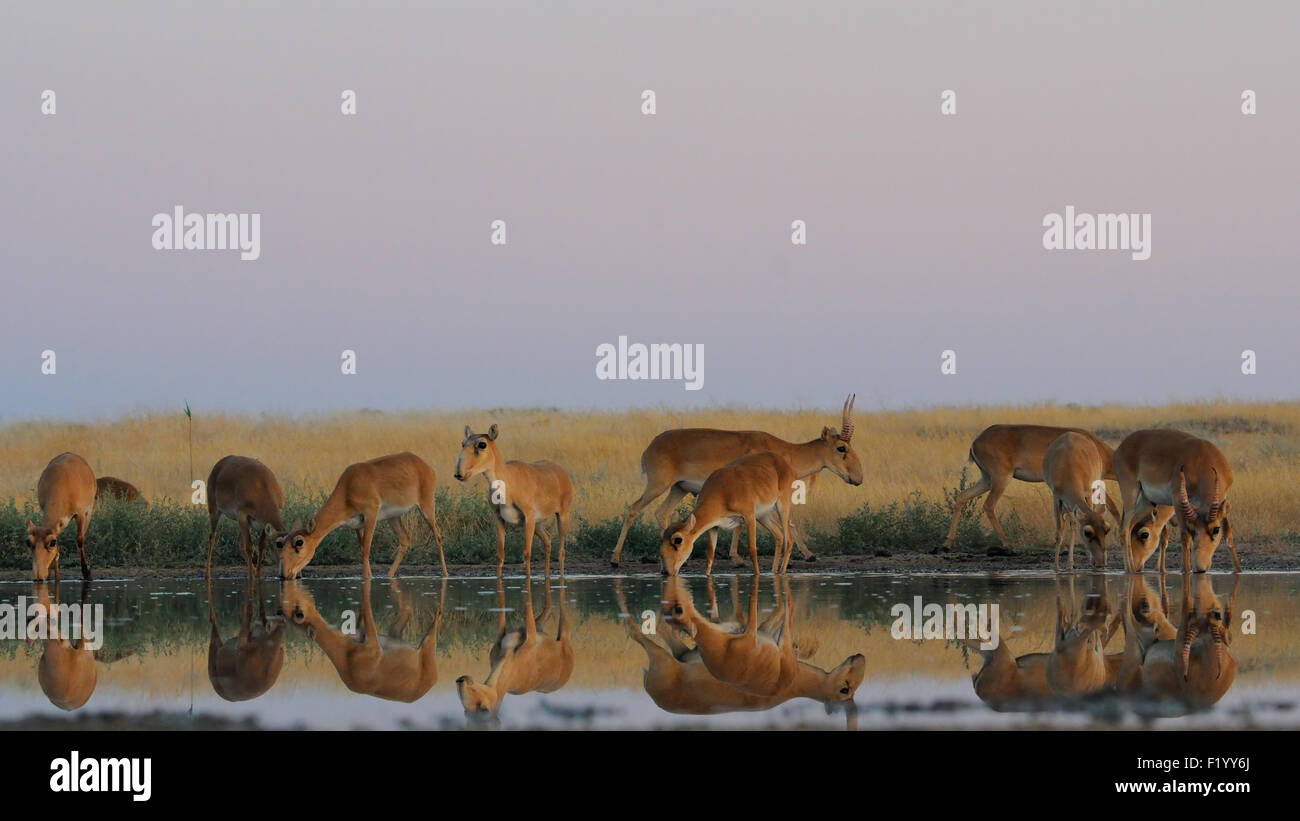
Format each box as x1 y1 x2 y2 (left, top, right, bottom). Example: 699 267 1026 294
453 425 573 576
941 425 1116 555
1117 573 1237 711
207 455 286 578
95 476 146 506
456 578 575 717
968 576 1116 709
610 395 863 567
1113 429 1240 573
27 452 97 582
660 452 796 576
278 452 446 580
281 579 443 702
617 578 864 726
30 583 97 710
1043 433 1115 571
661 575 798 697
207 575 286 701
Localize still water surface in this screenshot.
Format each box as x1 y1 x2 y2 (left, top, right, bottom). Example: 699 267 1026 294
1 572 1295 730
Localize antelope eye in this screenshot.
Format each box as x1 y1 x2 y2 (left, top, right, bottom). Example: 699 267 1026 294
672 536 683 546
839 687 850 694
47 539 57 547
293 537 304 549
1138 530 1150 541
1209 527 1220 536
836 445 847 453
673 606 684 616
475 441 487 450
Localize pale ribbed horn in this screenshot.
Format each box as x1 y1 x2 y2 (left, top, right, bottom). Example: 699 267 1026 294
1181 621 1200 680
839 394 856 442
1178 469 1199 525
1210 623 1227 680
1207 468 1224 521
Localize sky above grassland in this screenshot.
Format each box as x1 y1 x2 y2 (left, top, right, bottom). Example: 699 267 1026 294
1 1 1297 421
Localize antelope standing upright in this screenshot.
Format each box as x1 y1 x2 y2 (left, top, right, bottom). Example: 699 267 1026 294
454 425 574 576
27 452 97 582
281 578 443 703
206 455 286 578
456 578 575 719
278 452 446 579
1042 432 1115 571
941 425 1117 555
610 395 863 567
1113 429 1240 573
659 451 797 576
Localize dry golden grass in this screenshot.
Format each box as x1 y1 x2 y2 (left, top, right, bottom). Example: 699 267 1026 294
0 400 1297 541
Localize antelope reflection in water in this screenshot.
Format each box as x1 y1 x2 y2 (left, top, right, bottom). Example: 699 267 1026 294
29 583 127 711
281 577 443 703
208 574 286 701
966 573 1238 716
456 575 575 722
626 576 864 727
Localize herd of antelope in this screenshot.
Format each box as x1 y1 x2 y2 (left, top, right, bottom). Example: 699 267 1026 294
19 395 1245 580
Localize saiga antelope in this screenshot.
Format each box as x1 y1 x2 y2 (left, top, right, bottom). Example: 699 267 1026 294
659 452 796 576
30 584 97 711
95 476 146 505
616 578 864 724
1042 432 1113 571
278 452 446 579
281 578 443 702
207 574 286 702
1113 429 1240 573
453 425 574 576
456 578 575 719
660 575 798 697
207 455 286 578
942 425 1119 555
610 395 863 567
26 452 96 582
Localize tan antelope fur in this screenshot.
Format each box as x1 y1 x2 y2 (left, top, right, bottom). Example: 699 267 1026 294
453 425 574 576
206 455 286 577
659 452 797 576
456 578 574 718
610 395 863 567
1113 429 1240 573
942 425 1118 554
1043 432 1114 571
281 578 442 703
278 451 445 579
618 578 864 724
660 575 798 697
95 476 145 505
207 575 286 702
27 452 97 582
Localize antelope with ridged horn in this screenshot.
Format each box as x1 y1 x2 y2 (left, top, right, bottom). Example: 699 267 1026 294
1113 429 1240 573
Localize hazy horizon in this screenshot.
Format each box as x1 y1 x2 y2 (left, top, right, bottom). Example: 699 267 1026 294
3 1 1297 422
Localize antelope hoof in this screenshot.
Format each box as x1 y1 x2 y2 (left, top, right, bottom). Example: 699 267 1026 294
609 561 619 569
986 545 1015 557
804 554 818 562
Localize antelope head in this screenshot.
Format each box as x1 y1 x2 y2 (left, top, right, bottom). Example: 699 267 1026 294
1180 575 1233 682
818 394 864 486
455 675 503 722
25 520 61 583
660 515 702 577
1177 468 1230 573
819 653 867 703
1076 508 1111 569
454 424 500 482
277 519 320 580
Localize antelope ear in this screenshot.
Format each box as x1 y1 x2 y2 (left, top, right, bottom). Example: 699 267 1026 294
488 423 499 441
25 520 34 532
685 514 697 531
821 426 836 441
1082 525 1095 539
464 425 472 440
306 517 316 533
